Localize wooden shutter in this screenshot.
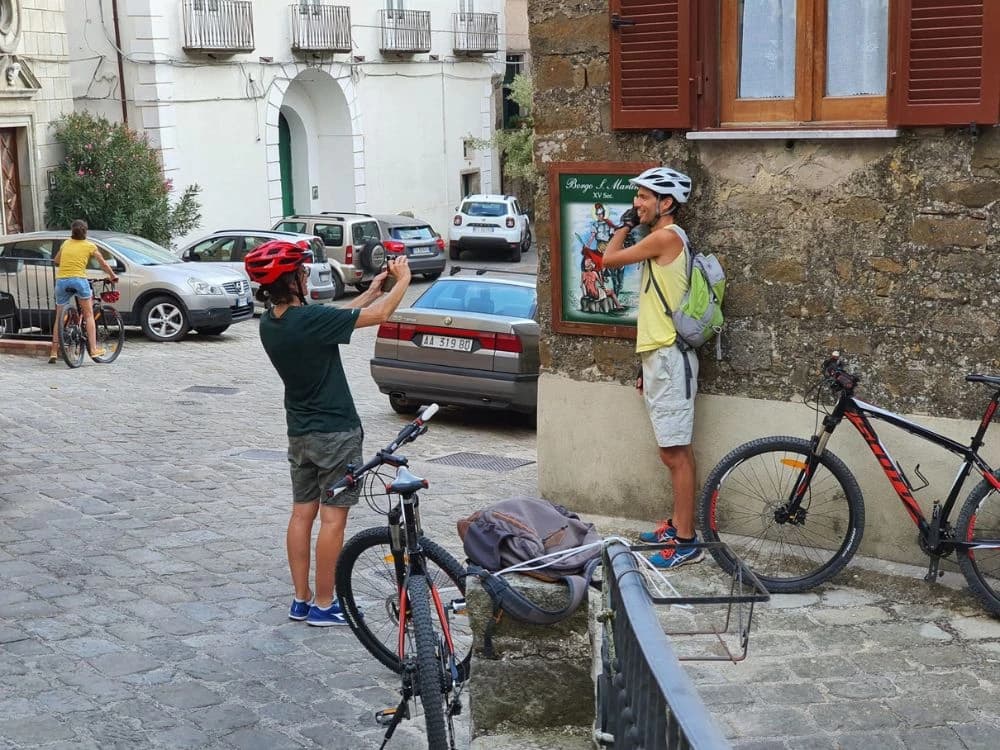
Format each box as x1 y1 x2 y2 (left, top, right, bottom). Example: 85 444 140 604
610 0 693 130
889 0 1000 126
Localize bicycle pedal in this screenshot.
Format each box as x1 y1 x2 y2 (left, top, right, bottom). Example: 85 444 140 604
375 708 397 726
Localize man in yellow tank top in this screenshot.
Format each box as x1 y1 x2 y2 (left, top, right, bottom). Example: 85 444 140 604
603 166 703 569
49 219 119 363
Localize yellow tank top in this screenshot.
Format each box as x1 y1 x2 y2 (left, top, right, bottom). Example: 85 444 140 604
636 225 689 353
56 239 97 279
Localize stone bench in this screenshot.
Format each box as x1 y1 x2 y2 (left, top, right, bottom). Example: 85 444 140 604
465 574 595 738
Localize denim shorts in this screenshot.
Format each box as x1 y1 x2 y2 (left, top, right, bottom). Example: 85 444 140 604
55 278 92 306
287 427 364 507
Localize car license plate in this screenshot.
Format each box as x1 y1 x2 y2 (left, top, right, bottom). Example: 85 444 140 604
411 248 433 256
237 296 248 307
471 226 493 233
319 272 330 281
422 335 474 352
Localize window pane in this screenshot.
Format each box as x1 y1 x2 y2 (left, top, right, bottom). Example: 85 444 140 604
826 0 888 96
738 0 796 99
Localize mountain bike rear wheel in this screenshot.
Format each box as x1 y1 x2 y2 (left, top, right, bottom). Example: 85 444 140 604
956 476 1000 616
58 308 85 368
92 305 124 363
698 436 865 592
335 526 471 679
408 574 451 749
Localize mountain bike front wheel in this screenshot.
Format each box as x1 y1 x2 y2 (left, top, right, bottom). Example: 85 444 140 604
92 305 124 363
698 436 866 592
408 573 451 749
58 308 85 368
335 527 471 679
956 476 1000 616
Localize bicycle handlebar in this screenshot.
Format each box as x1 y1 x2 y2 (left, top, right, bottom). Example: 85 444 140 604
326 403 439 498
821 351 859 393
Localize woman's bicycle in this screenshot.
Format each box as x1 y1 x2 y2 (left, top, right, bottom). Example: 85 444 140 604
698 352 1000 615
331 404 472 750
58 278 125 368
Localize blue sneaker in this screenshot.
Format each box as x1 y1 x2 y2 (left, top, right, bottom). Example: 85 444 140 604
649 538 705 569
306 599 348 627
289 597 313 621
639 518 677 543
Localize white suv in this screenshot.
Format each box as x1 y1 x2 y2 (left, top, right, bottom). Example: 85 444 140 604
448 194 531 263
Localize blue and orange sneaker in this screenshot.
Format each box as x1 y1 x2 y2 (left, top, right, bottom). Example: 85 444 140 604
639 518 678 544
649 537 705 569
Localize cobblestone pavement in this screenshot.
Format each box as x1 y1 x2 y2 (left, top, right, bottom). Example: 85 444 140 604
2 260 1000 749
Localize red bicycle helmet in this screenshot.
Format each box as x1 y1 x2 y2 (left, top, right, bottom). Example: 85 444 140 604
244 240 313 285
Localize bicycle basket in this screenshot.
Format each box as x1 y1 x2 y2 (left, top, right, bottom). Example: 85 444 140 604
100 290 120 303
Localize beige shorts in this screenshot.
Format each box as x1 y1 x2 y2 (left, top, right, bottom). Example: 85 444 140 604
641 345 698 448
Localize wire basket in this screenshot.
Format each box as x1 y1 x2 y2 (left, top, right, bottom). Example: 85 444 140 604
630 540 770 662
100 290 120 303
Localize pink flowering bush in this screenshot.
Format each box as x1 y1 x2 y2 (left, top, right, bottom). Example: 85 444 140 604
45 112 202 247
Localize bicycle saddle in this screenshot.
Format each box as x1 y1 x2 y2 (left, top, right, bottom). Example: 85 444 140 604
387 467 428 495
966 374 1000 387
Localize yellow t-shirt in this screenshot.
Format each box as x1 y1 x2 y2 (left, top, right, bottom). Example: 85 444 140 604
56 239 97 279
635 225 690 353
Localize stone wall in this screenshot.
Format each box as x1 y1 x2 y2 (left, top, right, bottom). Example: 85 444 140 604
529 1 999 422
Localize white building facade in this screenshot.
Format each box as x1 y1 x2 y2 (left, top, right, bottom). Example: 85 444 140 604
0 0 76 234
65 0 507 245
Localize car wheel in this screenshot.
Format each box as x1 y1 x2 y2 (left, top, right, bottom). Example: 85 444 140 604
358 241 387 273
449 245 461 260
423 272 442 281
508 244 521 263
140 295 189 342
195 326 229 336
522 226 532 252
389 394 420 415
331 271 345 300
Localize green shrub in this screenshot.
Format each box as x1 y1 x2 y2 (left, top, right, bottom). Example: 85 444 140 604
45 112 202 247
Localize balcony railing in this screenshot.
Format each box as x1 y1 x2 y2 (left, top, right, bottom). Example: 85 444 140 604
453 12 499 54
182 0 254 52
289 4 351 52
378 8 431 53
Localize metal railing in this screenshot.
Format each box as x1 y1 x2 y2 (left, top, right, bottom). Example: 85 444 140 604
0 258 56 340
452 12 499 54
378 8 431 53
289 4 351 52
595 541 731 749
182 0 254 52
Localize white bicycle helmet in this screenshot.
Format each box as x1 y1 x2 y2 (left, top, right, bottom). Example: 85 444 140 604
629 167 692 204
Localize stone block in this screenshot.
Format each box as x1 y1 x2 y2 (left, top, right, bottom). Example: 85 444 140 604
909 216 987 248
466 575 593 736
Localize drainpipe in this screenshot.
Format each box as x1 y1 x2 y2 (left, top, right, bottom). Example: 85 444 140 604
110 0 128 124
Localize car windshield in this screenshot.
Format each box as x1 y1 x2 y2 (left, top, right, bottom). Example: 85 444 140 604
413 280 536 318
461 202 507 218
389 225 435 241
104 235 181 265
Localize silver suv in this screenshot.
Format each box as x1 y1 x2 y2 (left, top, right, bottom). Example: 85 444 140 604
273 212 386 292
0 230 253 342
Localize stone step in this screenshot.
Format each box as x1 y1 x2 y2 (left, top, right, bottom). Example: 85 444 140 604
470 728 593 750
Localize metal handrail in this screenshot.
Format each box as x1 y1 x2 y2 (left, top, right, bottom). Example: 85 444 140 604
596 541 731 749
289 4 351 52
182 0 254 52
452 12 499 53
378 8 431 53
0 258 56 339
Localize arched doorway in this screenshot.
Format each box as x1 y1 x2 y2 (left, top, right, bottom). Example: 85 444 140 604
266 68 358 221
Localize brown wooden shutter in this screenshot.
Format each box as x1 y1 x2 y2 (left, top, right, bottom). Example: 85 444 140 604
889 0 1000 126
610 0 693 130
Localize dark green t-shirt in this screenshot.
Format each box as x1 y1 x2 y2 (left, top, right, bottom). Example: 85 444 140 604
259 304 362 436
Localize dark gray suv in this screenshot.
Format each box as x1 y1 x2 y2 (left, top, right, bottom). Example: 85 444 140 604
374 214 446 281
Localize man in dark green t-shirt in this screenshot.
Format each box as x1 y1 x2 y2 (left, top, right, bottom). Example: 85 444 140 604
245 240 412 626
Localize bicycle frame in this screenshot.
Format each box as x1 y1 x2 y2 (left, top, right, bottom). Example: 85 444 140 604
800 388 1000 550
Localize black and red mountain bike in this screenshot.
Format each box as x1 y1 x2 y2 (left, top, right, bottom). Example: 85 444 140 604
699 352 1000 616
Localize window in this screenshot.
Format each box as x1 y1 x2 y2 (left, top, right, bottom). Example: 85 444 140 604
721 0 888 126
87 248 116 270
609 0 1000 130
274 221 306 234
352 221 380 245
459 0 475 21
386 0 405 20
193 0 221 12
461 201 506 217
390 225 435 240
314 224 344 246
195 238 237 262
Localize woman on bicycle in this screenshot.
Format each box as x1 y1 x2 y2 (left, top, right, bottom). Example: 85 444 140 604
49 219 119 363
244 239 411 626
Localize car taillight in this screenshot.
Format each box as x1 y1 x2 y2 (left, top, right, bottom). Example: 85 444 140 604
377 322 417 340
435 237 445 251
453 215 463 226
494 333 523 352
505 217 515 228
345 245 353 264
310 290 320 300
384 240 406 254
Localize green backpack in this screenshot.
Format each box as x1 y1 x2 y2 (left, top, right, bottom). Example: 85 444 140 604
644 226 726 359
